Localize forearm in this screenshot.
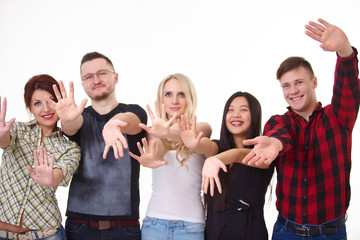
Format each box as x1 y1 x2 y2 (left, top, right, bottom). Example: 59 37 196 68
192 138 218 158
51 168 65 187
217 148 270 169
61 116 83 136
216 148 250 165
112 112 142 135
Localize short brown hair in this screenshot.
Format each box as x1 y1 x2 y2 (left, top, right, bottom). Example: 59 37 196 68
80 52 114 69
24 74 60 109
276 56 314 80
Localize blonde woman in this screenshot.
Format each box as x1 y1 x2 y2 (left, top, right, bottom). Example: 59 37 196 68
130 73 212 240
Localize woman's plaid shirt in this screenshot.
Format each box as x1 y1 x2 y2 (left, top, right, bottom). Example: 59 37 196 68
0 120 80 229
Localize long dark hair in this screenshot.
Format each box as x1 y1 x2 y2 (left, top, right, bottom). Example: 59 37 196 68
207 91 262 209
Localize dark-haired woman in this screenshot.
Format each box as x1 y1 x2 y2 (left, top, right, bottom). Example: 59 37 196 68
0 74 80 240
184 92 274 239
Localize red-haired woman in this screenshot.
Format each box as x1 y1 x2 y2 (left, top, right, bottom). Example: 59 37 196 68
0 74 80 240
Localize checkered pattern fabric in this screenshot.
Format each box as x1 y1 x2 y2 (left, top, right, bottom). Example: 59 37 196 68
0 120 80 229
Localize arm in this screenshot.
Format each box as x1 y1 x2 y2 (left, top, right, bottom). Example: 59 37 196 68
50 81 87 136
129 137 166 168
242 136 282 166
139 102 178 139
102 111 143 159
306 19 359 128
0 97 15 149
178 114 216 157
216 148 269 169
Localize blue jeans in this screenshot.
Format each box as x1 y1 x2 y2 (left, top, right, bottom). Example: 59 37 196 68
65 218 141 240
141 216 204 240
0 226 66 240
272 217 347 240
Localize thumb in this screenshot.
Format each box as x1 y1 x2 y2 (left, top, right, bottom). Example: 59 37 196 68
243 138 257 146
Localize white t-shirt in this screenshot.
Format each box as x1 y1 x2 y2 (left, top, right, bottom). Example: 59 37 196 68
146 150 206 224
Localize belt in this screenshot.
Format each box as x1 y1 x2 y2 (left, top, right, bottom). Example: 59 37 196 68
70 218 140 230
278 214 346 237
0 228 57 240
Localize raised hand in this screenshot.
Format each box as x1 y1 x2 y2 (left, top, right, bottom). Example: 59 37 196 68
129 138 166 168
139 101 177 139
242 136 282 166
102 119 129 159
27 146 56 187
202 156 227 197
0 97 15 140
50 81 87 122
178 114 203 149
305 18 352 57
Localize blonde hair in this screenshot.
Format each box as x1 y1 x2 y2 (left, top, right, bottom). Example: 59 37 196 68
156 73 197 166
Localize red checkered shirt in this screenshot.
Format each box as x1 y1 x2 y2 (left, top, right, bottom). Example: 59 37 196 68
265 48 359 224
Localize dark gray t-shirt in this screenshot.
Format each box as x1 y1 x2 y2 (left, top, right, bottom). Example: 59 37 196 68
66 103 147 220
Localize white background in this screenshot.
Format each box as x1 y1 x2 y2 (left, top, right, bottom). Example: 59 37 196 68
0 0 359 238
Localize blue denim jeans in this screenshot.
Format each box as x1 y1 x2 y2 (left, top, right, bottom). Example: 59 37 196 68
141 216 204 240
65 218 140 240
0 226 66 240
272 216 347 240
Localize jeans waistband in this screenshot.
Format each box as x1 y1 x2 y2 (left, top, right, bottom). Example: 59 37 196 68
277 214 346 237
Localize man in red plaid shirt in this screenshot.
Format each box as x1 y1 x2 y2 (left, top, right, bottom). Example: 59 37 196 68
243 19 359 239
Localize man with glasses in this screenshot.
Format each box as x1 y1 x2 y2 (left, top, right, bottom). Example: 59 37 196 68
53 52 147 240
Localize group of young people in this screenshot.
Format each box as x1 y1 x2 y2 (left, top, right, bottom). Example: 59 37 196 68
0 18 358 240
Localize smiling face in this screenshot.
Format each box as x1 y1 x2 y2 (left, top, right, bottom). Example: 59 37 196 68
80 58 118 101
29 89 59 133
162 78 188 119
225 97 251 138
279 66 318 120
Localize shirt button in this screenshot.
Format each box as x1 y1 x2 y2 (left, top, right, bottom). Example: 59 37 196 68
303 196 308 200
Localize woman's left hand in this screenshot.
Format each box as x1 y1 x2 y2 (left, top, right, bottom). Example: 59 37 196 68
27 146 56 187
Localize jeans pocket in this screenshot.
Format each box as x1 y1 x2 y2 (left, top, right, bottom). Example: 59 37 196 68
123 225 141 239
184 222 204 234
65 219 84 233
272 220 285 235
142 217 154 228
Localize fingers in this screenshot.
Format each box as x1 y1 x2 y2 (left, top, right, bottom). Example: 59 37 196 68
59 80 68 99
33 149 40 167
215 177 222 194
139 123 151 133
39 146 45 165
68 81 75 101
167 112 178 125
209 178 215 197
202 176 209 194
0 97 6 119
129 151 141 162
103 145 110 159
27 166 36 178
79 98 88 111
146 104 156 121
53 83 63 101
242 138 256 146
219 161 227 173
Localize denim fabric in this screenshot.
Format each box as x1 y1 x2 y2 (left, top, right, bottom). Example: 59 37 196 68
141 216 204 240
272 218 347 240
65 218 141 240
0 226 66 240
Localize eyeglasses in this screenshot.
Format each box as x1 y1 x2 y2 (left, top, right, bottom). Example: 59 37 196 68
81 69 116 81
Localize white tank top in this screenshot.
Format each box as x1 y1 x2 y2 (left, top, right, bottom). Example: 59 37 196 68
146 150 205 223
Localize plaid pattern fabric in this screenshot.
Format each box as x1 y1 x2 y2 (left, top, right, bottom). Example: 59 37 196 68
0 120 80 229
265 48 359 225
